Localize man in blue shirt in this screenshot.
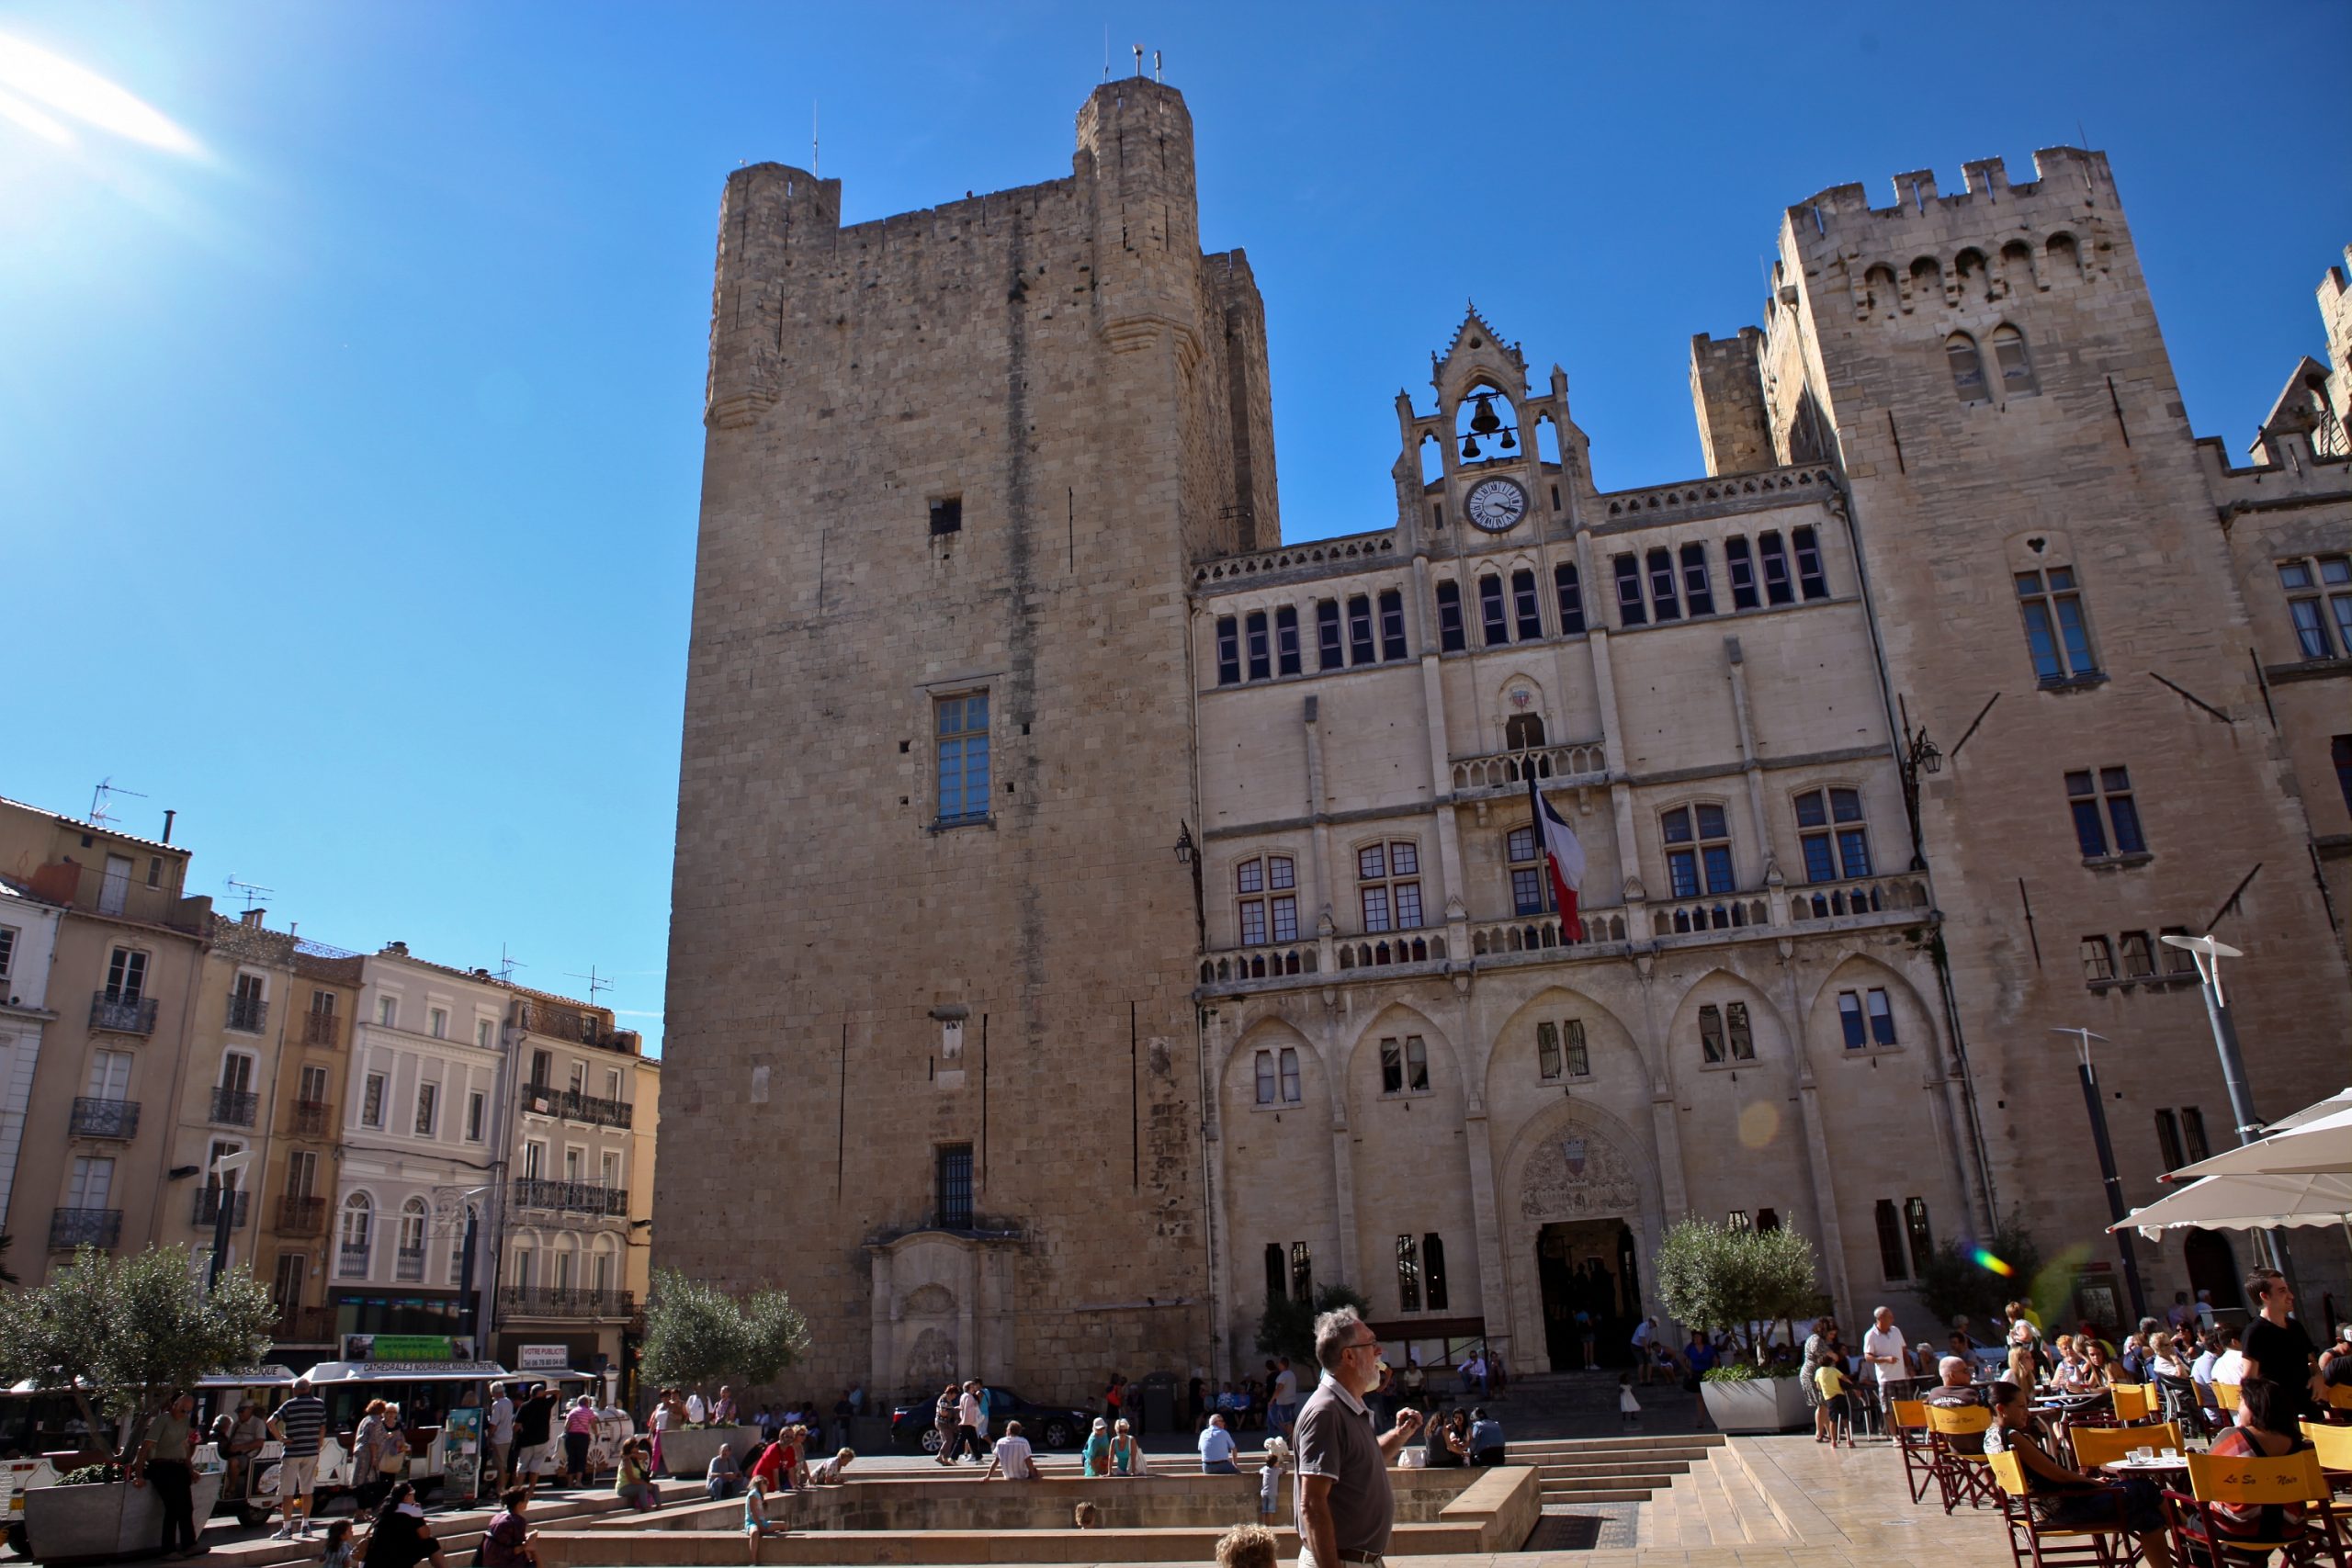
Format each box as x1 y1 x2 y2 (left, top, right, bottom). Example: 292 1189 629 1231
1197 1411 1239 1473
1466 1408 1504 1466
1684 1331 1717 1425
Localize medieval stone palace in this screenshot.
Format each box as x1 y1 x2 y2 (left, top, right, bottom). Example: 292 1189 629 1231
653 79 2352 1403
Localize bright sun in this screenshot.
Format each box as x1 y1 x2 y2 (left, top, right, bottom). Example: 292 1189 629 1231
0 30 201 156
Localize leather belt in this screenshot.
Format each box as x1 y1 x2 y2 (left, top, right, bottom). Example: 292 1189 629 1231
1337 1553 1385 1565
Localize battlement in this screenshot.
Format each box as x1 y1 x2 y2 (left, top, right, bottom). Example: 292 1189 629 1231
1790 147 2109 236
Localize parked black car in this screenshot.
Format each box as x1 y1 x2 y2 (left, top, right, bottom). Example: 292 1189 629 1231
888 1387 1091 1453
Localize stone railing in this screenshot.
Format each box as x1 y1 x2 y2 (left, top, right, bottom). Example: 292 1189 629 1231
1193 530 1397 586
1468 910 1631 956
1334 931 1446 971
1450 740 1607 796
1785 874 1932 924
1199 942 1319 986
1597 465 1838 524
1648 892 1773 938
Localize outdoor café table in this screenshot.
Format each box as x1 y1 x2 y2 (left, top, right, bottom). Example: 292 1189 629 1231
2100 1458 2188 1477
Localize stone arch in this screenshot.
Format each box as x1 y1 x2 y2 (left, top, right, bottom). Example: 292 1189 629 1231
2045 232 2083 282
1953 247 1991 301
1494 1094 1668 1372
1222 1015 1322 1116
1341 999 1464 1110
1856 263 1897 319
1905 254 1944 310
1661 966 1792 1072
1496 672 1548 752
1998 239 2036 298
1804 953 1938 1057
1481 985 1647 1107
1453 377 1521 465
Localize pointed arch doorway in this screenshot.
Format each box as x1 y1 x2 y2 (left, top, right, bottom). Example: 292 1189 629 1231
1538 1219 1640 1370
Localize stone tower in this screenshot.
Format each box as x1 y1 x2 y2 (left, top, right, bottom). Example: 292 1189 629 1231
1701 153 2352 1285
659 80 1273 1402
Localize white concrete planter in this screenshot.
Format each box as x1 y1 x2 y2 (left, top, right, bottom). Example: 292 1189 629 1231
1698 1376 1811 1434
651 1424 760 1479
23 1471 224 1563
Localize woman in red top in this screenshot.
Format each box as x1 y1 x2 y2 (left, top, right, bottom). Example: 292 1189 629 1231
2188 1377 2312 1550
748 1437 788 1494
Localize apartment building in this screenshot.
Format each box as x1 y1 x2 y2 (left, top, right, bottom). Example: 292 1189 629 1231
0 877 64 1243
254 942 365 1358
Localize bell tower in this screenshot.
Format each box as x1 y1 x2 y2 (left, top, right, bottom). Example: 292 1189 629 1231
1394 306 1592 551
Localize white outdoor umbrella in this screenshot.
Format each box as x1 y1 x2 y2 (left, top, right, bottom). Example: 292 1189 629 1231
2165 1098 2352 1183
2110 1168 2352 1241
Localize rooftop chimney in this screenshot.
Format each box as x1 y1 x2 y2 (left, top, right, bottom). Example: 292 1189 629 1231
162 809 175 844
240 908 265 928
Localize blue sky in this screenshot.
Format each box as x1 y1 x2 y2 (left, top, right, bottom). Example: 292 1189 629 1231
4 3 2344 1053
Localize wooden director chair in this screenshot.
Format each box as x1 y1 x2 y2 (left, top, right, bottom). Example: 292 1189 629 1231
2301 1422 2352 1500
2072 1422 2182 1473
2164 1449 2345 1568
1984 1448 2143 1568
1893 1398 1938 1505
1928 1402 1999 1513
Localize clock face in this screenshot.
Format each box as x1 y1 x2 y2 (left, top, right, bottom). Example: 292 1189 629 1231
1464 477 1529 534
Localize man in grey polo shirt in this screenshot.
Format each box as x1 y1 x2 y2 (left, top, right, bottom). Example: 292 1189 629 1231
1295 1307 1424 1568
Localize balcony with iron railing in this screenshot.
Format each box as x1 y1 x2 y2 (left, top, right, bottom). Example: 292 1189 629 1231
193 1188 251 1228
69 1097 140 1140
209 1087 259 1126
90 992 158 1035
287 1100 332 1137
497 1285 636 1321
50 1208 121 1249
337 1243 370 1278
302 1010 343 1048
510 1179 629 1218
277 1194 327 1235
272 1304 337 1343
520 1084 634 1129
226 995 268 1034
394 1247 425 1282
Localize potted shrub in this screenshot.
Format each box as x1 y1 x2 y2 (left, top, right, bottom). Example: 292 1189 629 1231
1656 1219 1820 1434
639 1269 808 1477
0 1245 274 1562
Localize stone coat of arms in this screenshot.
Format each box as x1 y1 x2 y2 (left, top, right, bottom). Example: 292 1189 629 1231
1520 1126 1642 1220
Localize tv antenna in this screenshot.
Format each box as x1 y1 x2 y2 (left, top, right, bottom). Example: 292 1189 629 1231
1132 42 1142 77
565 964 613 1004
812 99 820 178
497 942 526 984
90 777 147 829
222 874 274 912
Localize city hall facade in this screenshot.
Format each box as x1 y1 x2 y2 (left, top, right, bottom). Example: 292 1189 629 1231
654 80 2352 1402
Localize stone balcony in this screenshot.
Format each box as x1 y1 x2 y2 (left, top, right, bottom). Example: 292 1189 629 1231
1195 872 1935 999
1447 740 1607 800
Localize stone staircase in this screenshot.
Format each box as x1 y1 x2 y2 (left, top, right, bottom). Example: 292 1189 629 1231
1508 1433 1724 1506
1634 1438 1801 1548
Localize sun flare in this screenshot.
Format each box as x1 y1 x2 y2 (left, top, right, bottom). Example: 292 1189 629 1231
0 31 201 155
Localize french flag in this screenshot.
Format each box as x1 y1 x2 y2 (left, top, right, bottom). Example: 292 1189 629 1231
1527 775 1587 942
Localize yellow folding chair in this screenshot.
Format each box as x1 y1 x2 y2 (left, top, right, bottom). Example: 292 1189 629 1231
1984 1449 2139 1567
2166 1449 2345 1567
2305 1422 2352 1498
2111 1384 2155 1425
1893 1398 1938 1505
1927 1403 1997 1513
2072 1421 2181 1472
2213 1382 2244 1415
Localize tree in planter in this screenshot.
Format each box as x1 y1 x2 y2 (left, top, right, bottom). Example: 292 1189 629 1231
639 1269 809 1415
1915 1210 2048 1342
1655 1218 1821 1377
1255 1283 1372 1369
0 1245 276 1464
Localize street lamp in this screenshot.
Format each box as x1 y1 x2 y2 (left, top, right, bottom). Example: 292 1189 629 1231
1174 820 1205 952
2052 1028 2148 1325
2158 932 2288 1271
205 1149 254 1292
1893 698 1943 873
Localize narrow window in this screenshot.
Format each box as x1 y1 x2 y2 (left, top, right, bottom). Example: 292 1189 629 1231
1699 1003 1725 1064
2068 767 2146 857
1317 600 1343 670
1237 857 1268 946
1536 1020 1561 1079
414 1082 437 1136
2335 736 2352 811
1989 325 2037 395
2082 936 2116 983
1554 561 1585 634
1725 536 1758 609
1479 576 1510 645
1290 1242 1313 1300
928 496 962 536
1435 581 1465 652
1279 1046 1300 1103
378 994 396 1028
466 1090 486 1142
1725 1000 1753 1059
1563 1019 1589 1077
1347 595 1375 665
2066 771 2109 856
1875 1199 1909 1280
1274 605 1302 675
1255 1049 1275 1106
1424 1234 1449 1310
1947 333 1988 403
1680 542 1714 616
935 1143 974 1229
2181 1107 2209 1163
1726 1210 1752 1231
2017 567 2099 680
1396 1235 1421 1313
477 1018 493 1050
1511 570 1542 640
1758 533 1792 605
1405 1035 1429 1090
935 693 991 823
2160 927 2198 975
1265 1244 1286 1303
1613 555 1646 626
1245 610 1272 681
2120 931 2156 979
362 1072 386 1127
2154 1109 2185 1171
1378 589 1408 660
1792 526 1828 600
1380 1038 1403 1093
1757 1208 1781 1232
1506 826 1545 916
1216 617 1240 685
1837 991 1866 1048
1866 988 1896 1045
429 1006 447 1040
1904 1197 1935 1272
1646 547 1681 621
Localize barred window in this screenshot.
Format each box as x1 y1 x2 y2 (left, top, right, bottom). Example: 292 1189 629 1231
1396 1235 1421 1313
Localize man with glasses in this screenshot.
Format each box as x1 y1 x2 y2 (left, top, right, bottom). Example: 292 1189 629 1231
1295 1308 1424 1568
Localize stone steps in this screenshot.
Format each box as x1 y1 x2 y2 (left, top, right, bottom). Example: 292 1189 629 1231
1635 1443 1796 1549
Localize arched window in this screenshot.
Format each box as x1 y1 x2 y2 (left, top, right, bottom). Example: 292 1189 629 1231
1947 333 1988 402
397 1197 427 1280
337 1193 372 1278
1990 325 2037 395
1504 712 1545 751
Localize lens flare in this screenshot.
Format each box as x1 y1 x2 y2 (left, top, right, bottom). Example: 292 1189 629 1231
0 31 201 156
1974 1249 2015 1277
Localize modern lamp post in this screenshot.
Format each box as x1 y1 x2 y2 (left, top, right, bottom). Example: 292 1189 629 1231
2158 933 2288 1271
205 1149 255 1292
2052 1027 2148 1325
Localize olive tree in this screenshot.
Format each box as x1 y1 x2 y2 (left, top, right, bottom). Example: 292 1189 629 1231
640 1269 809 1404
0 1246 277 1461
1655 1218 1821 1371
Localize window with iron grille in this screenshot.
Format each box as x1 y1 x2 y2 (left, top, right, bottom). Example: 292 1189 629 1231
2067 768 2146 858
935 1144 973 1229
928 496 962 536
1555 562 1585 634
1396 1235 1421 1313
1289 1242 1313 1300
